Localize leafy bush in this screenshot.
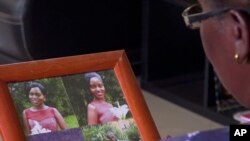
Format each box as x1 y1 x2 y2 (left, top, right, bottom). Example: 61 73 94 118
64 115 79 128
83 124 127 141
125 122 141 141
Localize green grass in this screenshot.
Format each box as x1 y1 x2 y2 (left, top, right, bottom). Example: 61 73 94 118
64 115 79 128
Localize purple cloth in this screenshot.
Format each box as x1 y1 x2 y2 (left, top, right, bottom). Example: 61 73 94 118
28 128 84 141
161 127 229 141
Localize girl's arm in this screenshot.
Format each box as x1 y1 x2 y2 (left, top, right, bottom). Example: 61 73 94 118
22 110 30 135
53 108 67 130
87 104 98 125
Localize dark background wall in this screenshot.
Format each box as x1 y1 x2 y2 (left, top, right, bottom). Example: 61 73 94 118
26 0 141 59
0 0 142 75
0 0 203 78
141 0 204 81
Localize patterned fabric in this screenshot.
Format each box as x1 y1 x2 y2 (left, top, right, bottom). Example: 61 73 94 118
28 128 84 141
24 107 58 133
161 127 229 141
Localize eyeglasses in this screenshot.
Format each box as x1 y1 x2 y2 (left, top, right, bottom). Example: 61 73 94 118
182 4 231 29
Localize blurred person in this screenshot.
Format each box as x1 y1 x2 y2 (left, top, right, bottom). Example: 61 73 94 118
163 0 250 140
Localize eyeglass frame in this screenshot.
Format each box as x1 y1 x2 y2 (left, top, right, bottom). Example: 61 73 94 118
182 4 250 29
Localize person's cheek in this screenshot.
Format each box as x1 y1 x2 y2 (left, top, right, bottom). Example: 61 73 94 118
200 23 217 64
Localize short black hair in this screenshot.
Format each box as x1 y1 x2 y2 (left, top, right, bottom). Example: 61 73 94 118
27 82 47 96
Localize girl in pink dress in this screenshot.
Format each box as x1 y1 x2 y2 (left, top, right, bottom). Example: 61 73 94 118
22 82 67 135
84 72 118 125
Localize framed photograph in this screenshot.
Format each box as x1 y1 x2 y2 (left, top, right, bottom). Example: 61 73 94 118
0 50 160 141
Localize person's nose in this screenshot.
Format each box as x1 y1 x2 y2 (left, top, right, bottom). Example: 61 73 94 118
96 87 102 92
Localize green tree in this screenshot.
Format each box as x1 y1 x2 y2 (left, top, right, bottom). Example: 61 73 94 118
62 74 88 126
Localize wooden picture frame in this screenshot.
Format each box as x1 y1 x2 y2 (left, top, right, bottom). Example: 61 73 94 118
0 50 160 141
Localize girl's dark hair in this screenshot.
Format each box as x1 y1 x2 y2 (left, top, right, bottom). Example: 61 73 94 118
84 72 103 86
27 82 47 96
